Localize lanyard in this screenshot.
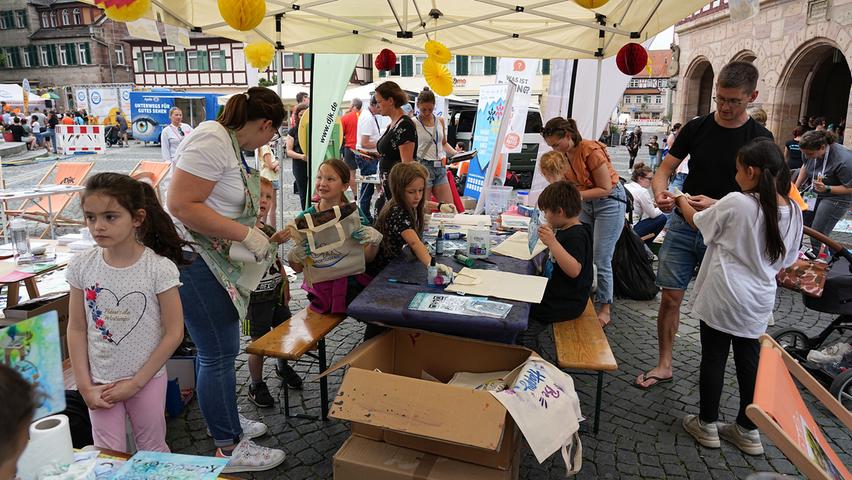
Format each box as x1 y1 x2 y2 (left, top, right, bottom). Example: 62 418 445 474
810 147 830 188
416 115 440 157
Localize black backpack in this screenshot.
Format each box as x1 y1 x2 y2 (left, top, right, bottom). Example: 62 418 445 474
612 221 659 301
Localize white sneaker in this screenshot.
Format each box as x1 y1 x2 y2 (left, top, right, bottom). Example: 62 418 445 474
207 414 268 439
217 439 286 473
682 415 720 448
719 422 764 455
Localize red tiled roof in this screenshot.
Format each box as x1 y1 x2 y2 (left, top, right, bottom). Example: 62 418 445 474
632 50 672 78
624 88 661 95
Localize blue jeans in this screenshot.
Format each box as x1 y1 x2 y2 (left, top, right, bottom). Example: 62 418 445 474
580 182 627 305
634 214 668 246
669 172 687 192
355 155 378 221
46 128 57 153
178 253 242 447
656 211 706 290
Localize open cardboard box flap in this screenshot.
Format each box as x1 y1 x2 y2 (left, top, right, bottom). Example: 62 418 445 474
323 328 534 452
329 368 507 450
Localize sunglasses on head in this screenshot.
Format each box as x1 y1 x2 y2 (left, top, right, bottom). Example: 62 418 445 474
540 127 566 137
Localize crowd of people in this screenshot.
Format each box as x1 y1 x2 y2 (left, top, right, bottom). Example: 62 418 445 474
0 102 130 154
1 59 850 477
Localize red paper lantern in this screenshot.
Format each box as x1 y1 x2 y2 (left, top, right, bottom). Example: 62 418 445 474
375 49 397 71
616 43 648 76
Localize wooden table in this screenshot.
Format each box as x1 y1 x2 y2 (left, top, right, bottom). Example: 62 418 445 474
0 240 71 307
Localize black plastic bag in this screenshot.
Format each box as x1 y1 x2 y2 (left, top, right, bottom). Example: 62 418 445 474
612 221 659 301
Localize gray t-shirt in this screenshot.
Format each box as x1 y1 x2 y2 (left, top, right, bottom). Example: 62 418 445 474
66 247 181 383
802 143 852 201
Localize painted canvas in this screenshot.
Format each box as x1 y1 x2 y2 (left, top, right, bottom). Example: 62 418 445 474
112 451 228 479
0 310 65 419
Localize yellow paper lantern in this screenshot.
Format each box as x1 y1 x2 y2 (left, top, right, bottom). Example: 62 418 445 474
423 59 453 97
218 0 266 31
245 41 275 70
102 0 150 22
424 40 452 65
574 0 610 8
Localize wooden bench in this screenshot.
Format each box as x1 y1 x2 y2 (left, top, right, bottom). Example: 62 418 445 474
552 299 618 434
246 308 345 420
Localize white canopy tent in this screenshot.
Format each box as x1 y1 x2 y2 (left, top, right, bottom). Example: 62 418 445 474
0 84 46 109
86 0 705 60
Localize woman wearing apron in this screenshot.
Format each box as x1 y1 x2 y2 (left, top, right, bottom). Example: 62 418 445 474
168 88 288 473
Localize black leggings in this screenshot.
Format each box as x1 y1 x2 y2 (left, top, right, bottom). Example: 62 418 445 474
699 321 760 430
292 158 309 209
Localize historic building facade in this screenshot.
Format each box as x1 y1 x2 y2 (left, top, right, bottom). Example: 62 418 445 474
671 0 851 147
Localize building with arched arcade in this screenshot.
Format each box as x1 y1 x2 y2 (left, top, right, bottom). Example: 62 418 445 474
671 0 851 148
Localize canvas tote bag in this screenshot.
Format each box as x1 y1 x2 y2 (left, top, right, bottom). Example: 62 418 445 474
291 202 365 286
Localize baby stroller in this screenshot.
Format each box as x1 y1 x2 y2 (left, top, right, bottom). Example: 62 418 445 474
772 227 852 408
104 125 121 147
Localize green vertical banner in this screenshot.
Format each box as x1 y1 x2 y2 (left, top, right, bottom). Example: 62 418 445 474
307 53 359 205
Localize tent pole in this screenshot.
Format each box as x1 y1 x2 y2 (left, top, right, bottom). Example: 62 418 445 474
592 58 602 138
567 59 579 118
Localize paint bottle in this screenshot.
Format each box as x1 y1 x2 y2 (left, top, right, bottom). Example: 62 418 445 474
453 250 475 268
436 222 445 255
427 257 440 286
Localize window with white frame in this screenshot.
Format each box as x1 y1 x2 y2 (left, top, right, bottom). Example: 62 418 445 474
630 79 640 88
446 57 456 77
41 12 48 28
72 8 81 25
115 45 125 65
209 49 226 70
165 51 177 71
624 96 631 104
61 9 69 26
40 45 49 65
15 10 27 28
282 53 298 68
0 13 7 30
21 47 29 67
470 56 484 76
58 44 68 65
49 11 56 27
143 51 156 71
414 55 426 76
655 95 662 104
78 43 90 64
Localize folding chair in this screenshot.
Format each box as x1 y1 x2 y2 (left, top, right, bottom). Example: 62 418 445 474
129 160 171 201
6 161 94 238
746 334 852 480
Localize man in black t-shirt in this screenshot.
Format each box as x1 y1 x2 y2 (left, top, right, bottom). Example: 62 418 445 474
636 61 773 389
8 117 25 143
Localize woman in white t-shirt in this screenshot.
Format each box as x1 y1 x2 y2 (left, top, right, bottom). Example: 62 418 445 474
675 138 802 457
160 107 193 163
167 88 288 473
624 163 667 245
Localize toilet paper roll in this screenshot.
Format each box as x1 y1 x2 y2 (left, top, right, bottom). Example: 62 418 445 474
16 414 74 480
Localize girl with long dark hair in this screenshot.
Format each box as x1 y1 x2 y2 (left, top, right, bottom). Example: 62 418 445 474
675 138 802 457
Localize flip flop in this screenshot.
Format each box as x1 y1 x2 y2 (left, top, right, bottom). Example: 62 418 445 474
633 373 673 390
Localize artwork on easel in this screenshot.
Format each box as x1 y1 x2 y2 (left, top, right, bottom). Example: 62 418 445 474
0 311 65 419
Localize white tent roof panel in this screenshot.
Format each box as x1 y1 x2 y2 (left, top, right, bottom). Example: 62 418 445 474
101 0 707 59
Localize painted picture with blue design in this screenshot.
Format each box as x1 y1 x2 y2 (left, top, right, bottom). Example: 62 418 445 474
113 451 228 479
0 311 66 419
464 84 509 201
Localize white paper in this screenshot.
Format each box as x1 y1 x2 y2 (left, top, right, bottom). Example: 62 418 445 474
126 18 161 42
429 213 491 227
492 231 547 261
445 267 548 303
229 242 256 263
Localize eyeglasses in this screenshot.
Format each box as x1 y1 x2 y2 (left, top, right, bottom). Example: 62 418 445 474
712 96 748 107
642 175 654 180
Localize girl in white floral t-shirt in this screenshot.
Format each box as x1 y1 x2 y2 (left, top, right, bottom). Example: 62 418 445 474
67 173 190 453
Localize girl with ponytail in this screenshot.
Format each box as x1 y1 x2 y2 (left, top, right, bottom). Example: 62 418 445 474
67 173 189 454
674 138 803 456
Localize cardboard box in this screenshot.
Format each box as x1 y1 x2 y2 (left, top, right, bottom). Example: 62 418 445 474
334 435 520 480
3 291 70 359
324 328 532 470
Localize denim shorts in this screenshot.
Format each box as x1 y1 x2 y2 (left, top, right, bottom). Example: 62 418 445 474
655 210 707 290
418 158 448 187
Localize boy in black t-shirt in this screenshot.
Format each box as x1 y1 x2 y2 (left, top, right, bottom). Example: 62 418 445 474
519 181 593 354
245 179 301 408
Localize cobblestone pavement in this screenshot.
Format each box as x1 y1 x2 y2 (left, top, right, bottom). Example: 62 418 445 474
5 142 851 479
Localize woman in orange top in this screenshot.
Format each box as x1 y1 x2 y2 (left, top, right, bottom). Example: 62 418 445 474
539 117 627 327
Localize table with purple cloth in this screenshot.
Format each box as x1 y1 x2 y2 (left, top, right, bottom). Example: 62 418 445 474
347 250 534 343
